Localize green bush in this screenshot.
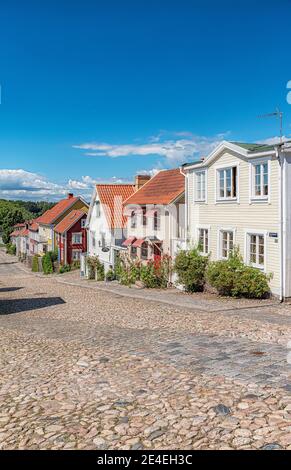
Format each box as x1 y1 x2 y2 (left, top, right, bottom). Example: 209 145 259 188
5 243 16 255
174 247 208 292
97 263 105 281
42 252 54 274
71 260 80 270
206 249 270 298
49 248 58 262
105 269 115 281
32 255 39 272
140 256 172 289
59 264 71 274
86 256 105 280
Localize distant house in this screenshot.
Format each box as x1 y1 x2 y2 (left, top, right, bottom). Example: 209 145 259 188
36 193 89 254
55 210 87 265
10 223 27 257
28 220 40 256
122 169 185 263
85 181 139 273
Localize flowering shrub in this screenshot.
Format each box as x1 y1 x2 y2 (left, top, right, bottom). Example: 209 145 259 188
140 255 172 288
87 256 104 280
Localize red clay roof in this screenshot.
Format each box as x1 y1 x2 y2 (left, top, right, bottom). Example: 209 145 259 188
124 169 185 205
13 223 25 228
54 210 86 234
37 195 81 225
19 228 29 237
97 184 135 229
10 231 20 237
29 221 39 232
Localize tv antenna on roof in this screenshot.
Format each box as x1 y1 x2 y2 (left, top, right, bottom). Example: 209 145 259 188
258 107 283 144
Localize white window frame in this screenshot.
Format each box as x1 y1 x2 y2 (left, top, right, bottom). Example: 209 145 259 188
153 210 160 231
249 158 271 203
72 249 82 261
72 232 82 244
130 211 137 229
218 229 235 259
197 226 210 255
216 164 238 202
195 170 207 202
244 230 267 271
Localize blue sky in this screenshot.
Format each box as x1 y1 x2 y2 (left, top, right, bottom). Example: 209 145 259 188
0 0 291 200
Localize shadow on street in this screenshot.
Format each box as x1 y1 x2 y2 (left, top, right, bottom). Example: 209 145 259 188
0 287 23 293
0 297 65 315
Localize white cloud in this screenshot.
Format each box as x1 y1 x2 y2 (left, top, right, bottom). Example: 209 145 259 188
256 136 289 145
73 132 227 166
0 169 132 202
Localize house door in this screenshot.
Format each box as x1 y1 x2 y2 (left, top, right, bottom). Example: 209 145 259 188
153 243 162 261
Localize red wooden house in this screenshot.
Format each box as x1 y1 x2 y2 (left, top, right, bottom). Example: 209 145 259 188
54 210 87 265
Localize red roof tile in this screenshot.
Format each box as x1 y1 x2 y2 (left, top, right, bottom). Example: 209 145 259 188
29 221 39 232
54 210 86 234
124 169 185 206
37 195 82 225
97 184 135 229
14 223 25 228
10 231 20 237
18 228 29 237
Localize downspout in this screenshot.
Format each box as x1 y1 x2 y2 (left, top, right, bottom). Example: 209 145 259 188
277 146 284 302
180 166 188 244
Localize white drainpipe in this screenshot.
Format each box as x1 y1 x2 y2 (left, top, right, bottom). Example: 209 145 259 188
180 166 188 244
277 146 284 302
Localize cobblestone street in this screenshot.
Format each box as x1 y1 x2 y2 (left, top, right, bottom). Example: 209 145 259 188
1 250 291 450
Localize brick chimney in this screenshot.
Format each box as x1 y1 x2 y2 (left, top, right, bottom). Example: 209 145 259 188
67 193 74 199
135 175 151 191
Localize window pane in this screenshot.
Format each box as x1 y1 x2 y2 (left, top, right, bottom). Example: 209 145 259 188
219 171 224 197
226 169 231 197
263 164 268 195
232 167 237 197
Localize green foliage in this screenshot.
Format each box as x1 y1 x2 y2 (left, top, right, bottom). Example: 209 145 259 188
118 256 142 286
174 247 208 292
32 255 39 272
5 243 16 255
206 249 270 298
140 256 172 289
97 263 105 281
87 256 104 280
59 264 71 274
71 260 80 270
42 252 54 274
105 269 115 281
50 248 58 262
0 198 54 244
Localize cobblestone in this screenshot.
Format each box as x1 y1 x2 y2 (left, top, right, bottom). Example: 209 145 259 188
1 250 291 449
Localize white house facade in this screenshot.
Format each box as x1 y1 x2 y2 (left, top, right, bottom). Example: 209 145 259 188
85 183 136 273
122 169 186 263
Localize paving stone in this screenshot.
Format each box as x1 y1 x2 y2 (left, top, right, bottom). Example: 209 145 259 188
1 249 291 450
